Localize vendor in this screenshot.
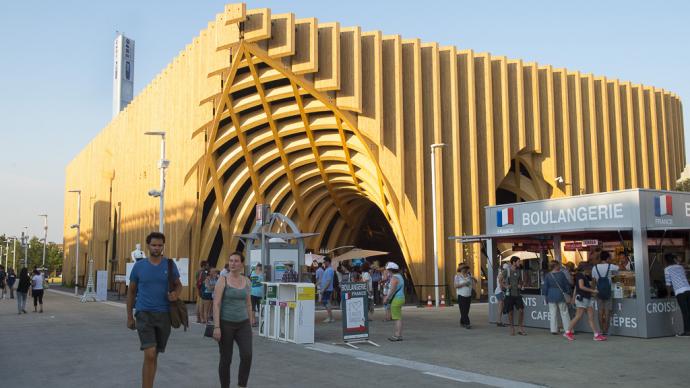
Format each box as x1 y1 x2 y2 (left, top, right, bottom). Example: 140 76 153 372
617 251 633 271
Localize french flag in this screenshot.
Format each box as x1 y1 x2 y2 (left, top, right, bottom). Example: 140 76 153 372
655 195 673 216
497 207 514 227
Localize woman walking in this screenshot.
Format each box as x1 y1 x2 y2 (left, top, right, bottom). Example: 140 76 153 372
564 263 606 341
542 261 572 335
31 268 44 313
199 269 217 324
454 263 473 329
16 268 30 314
249 264 264 327
7 268 17 299
382 262 405 341
213 252 253 388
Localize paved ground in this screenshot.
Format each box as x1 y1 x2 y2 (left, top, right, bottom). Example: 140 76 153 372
0 290 687 387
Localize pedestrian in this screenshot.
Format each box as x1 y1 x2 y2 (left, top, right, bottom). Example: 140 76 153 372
664 253 690 337
195 260 209 323
381 269 392 321
371 263 381 305
383 262 405 341
0 265 7 299
126 232 182 388
16 267 30 314
454 263 473 329
501 256 527 336
250 263 265 326
563 261 575 285
315 261 324 302
200 269 216 324
30 268 44 313
318 257 335 323
564 263 606 341
592 251 618 336
212 252 253 388
281 262 298 282
360 262 374 319
542 261 572 335
7 268 16 299
494 262 509 327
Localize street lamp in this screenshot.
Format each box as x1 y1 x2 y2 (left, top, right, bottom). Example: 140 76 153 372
3 236 16 270
38 214 48 267
144 131 168 233
430 143 447 308
69 189 81 296
22 226 29 267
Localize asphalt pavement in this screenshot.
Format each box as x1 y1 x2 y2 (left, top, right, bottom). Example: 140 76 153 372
0 289 687 387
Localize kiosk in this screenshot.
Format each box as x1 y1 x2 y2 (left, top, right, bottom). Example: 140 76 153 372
453 189 690 338
260 282 315 344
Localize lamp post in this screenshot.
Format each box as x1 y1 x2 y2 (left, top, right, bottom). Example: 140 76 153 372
22 226 29 268
144 131 168 233
12 237 17 270
430 143 446 308
69 189 81 296
38 214 48 267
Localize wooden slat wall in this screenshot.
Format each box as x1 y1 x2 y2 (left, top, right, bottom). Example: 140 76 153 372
65 2 685 298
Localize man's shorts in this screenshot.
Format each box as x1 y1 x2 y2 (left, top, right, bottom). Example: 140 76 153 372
390 298 404 320
503 295 525 313
495 291 505 301
135 311 171 353
322 290 333 308
575 296 593 309
597 298 613 311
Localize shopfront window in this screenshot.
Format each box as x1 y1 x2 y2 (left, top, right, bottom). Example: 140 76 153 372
647 231 689 299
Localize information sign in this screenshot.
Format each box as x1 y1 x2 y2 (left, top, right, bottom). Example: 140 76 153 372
340 282 370 341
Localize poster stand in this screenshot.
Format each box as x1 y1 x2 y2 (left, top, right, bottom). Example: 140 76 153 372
334 281 379 349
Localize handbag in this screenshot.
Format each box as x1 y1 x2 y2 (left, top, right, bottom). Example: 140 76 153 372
551 273 572 304
204 321 215 338
168 259 189 331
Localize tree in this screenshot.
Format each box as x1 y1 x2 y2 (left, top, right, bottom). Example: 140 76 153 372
676 178 690 192
0 234 62 275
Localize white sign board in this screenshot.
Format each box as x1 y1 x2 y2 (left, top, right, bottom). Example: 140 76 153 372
97 271 108 301
172 258 189 287
126 262 134 286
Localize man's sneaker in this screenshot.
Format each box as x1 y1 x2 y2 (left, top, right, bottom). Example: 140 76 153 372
564 331 575 341
322 318 332 323
675 332 690 337
593 334 607 341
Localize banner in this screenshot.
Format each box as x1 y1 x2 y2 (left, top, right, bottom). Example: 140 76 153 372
340 282 370 341
96 270 108 301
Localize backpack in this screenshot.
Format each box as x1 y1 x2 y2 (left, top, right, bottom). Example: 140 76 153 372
595 264 612 300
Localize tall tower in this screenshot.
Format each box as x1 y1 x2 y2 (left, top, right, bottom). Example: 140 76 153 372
113 32 135 117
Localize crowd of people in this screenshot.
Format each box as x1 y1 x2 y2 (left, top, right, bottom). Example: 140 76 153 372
492 250 690 341
121 231 690 387
1 264 48 314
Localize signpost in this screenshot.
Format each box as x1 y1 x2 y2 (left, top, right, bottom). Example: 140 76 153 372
335 282 378 348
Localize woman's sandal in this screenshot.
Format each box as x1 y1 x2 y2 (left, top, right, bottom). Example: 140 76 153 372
387 336 403 341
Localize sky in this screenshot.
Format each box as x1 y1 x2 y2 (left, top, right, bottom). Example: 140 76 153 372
0 0 688 242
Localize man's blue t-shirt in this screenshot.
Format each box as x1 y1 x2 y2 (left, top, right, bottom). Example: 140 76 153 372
130 258 180 312
320 267 334 291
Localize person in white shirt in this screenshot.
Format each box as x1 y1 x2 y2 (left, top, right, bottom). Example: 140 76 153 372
30 269 45 313
454 263 474 329
592 251 618 335
664 254 690 337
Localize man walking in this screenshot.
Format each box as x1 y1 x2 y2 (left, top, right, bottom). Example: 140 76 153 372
664 254 690 337
501 256 526 336
592 251 618 336
127 232 182 388
319 257 335 323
